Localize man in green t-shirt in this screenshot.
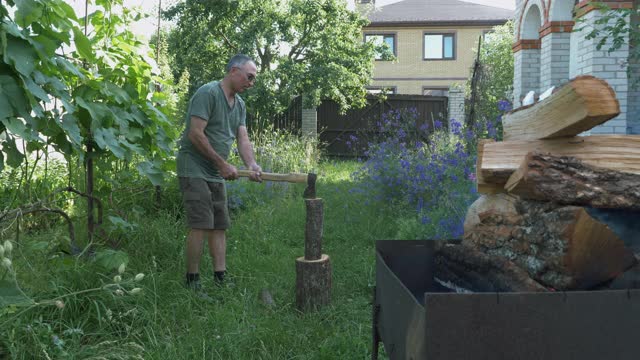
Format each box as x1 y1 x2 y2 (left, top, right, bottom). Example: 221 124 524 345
176 54 262 291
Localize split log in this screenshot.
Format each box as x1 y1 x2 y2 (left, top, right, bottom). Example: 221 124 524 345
477 135 640 191
295 254 331 312
304 198 323 260
463 196 637 290
503 75 620 141
434 243 548 292
463 193 518 234
476 139 504 194
505 151 640 210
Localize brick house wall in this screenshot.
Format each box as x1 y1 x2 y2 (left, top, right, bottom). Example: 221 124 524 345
364 26 492 94
513 0 639 134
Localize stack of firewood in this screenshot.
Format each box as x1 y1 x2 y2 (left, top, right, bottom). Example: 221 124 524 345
436 76 640 292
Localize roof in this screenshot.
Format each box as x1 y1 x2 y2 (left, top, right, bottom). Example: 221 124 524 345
365 0 514 27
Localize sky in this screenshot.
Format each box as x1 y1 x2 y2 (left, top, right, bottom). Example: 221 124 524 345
68 0 515 40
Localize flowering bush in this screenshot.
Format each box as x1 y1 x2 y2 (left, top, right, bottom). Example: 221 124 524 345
351 107 502 239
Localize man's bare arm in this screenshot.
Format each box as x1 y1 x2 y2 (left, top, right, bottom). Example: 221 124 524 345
188 116 238 179
237 125 262 182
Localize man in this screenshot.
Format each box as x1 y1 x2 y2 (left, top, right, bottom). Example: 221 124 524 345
176 54 262 290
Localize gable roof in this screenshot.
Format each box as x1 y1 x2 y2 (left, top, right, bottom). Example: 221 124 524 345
365 0 514 27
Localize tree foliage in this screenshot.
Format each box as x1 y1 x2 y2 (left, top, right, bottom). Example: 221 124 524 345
0 0 177 184
164 0 377 123
581 2 639 57
580 1 639 87
467 21 514 132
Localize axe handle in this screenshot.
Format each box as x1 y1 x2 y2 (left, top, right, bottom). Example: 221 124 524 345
237 170 308 183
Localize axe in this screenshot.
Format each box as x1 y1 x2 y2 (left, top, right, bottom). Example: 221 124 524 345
237 170 317 199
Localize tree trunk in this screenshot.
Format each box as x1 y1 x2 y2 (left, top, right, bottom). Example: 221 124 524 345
505 151 640 210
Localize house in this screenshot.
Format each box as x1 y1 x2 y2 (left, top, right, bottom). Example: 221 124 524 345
359 0 513 99
513 0 639 134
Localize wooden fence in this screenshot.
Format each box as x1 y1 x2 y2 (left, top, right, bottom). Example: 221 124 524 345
318 94 448 157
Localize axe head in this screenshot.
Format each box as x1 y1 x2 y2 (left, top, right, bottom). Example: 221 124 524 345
303 173 317 199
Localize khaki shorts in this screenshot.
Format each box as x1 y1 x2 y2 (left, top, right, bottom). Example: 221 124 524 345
179 177 231 230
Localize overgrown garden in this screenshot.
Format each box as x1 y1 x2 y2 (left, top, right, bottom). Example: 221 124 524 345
0 0 519 358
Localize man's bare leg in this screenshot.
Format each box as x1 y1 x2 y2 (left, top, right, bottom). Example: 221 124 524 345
186 229 206 274
208 230 226 282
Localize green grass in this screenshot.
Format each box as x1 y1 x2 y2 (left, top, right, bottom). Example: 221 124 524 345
1 160 397 359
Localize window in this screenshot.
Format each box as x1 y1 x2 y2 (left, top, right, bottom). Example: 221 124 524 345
366 86 397 95
423 88 449 97
365 33 396 60
423 33 455 60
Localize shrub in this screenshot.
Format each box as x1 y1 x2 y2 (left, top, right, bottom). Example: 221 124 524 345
352 108 482 239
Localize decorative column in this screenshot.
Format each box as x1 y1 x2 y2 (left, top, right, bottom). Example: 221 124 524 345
301 107 318 139
539 21 573 90
513 39 541 108
448 85 465 125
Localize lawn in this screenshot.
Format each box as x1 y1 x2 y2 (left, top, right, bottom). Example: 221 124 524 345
2 160 397 359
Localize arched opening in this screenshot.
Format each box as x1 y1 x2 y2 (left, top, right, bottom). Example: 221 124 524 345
521 5 542 40
513 3 543 107
548 0 577 22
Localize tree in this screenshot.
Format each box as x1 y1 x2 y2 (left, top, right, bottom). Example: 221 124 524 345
1 0 178 242
163 0 377 125
0 0 177 182
467 21 515 137
581 1 639 86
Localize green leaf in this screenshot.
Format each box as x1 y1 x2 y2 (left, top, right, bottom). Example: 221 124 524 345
137 160 164 186
0 87 12 120
93 127 126 159
56 57 84 78
61 113 83 146
107 215 136 231
76 97 107 121
93 249 129 272
22 76 50 103
53 1 78 21
14 0 42 27
103 82 131 104
2 136 25 167
72 27 94 61
0 279 34 308
0 75 29 119
2 117 27 138
4 35 37 76
1 21 25 39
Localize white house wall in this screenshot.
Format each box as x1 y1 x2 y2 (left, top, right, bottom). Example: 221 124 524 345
513 0 636 135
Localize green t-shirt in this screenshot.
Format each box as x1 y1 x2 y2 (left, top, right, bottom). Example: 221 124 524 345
176 81 246 182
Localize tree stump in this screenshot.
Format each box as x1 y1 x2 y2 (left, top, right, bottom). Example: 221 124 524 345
296 254 331 311
304 199 323 260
